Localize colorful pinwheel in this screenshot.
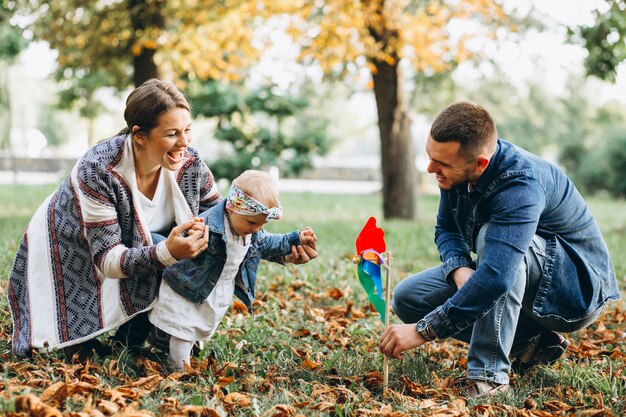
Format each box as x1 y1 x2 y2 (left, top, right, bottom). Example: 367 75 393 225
353 217 388 323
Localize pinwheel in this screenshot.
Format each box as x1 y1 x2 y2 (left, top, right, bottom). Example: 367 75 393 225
353 216 389 323
353 216 393 392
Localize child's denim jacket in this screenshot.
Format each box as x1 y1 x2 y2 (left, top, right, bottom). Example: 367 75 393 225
161 199 300 311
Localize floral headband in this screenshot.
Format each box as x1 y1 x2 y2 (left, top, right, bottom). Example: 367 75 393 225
226 184 283 220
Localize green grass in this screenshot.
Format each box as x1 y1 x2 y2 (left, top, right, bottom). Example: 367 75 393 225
0 184 625 416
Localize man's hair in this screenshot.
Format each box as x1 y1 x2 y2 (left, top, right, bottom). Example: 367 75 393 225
430 101 497 158
120 78 191 135
233 170 281 209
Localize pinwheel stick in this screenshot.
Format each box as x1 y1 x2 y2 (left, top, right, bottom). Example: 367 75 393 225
383 251 392 395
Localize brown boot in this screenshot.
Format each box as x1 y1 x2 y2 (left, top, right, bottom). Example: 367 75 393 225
454 378 511 399
512 331 570 374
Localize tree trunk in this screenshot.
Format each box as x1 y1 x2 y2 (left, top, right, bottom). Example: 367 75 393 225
129 0 164 87
367 1 417 220
371 61 418 219
133 49 158 87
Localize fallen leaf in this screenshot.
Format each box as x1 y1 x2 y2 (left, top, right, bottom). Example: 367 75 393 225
223 392 252 410
13 394 63 417
262 404 297 417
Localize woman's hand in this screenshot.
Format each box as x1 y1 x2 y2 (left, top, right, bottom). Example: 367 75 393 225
285 227 318 265
165 217 208 260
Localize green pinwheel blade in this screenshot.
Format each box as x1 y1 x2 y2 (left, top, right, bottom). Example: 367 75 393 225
357 263 386 323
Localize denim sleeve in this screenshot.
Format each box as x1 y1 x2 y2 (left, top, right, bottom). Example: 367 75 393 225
258 230 301 261
435 190 473 283
426 178 546 339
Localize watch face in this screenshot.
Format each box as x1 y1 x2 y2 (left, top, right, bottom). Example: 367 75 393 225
417 320 426 332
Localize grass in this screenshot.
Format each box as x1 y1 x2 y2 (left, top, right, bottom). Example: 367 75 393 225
0 184 625 416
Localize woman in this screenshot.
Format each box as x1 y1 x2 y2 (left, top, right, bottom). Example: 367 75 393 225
8 79 316 358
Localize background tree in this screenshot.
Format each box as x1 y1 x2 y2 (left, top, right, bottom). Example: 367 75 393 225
22 0 522 218
21 0 285 88
0 0 27 151
568 0 626 197
23 0 162 88
569 0 626 82
277 0 516 219
187 78 331 181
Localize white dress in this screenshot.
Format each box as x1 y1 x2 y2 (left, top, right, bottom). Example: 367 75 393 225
148 215 249 341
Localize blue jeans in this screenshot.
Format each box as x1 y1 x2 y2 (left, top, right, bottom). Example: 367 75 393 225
393 224 603 385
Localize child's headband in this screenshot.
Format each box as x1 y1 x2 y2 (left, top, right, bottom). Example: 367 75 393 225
226 184 282 220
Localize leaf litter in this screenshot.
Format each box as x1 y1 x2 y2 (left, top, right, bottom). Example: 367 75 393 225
1 274 624 416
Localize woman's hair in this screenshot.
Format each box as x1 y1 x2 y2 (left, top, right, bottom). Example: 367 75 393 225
430 101 498 158
118 78 191 135
233 170 280 208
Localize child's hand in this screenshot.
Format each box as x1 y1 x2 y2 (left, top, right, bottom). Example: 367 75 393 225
166 218 209 260
300 227 317 250
187 217 205 236
285 227 318 265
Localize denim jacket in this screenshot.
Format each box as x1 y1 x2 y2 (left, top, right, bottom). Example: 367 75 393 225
426 139 619 339
161 200 301 311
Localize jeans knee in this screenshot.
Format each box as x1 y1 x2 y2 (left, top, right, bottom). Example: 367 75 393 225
392 280 435 323
391 281 414 322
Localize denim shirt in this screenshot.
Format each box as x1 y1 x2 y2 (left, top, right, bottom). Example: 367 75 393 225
425 139 619 339
161 200 301 311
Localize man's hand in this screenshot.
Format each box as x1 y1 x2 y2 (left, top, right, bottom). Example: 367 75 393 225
165 218 209 260
379 323 426 359
285 227 318 265
452 266 474 290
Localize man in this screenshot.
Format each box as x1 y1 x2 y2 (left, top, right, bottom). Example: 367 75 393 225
379 101 619 398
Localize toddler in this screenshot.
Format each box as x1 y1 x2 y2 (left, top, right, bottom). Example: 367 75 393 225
149 170 316 370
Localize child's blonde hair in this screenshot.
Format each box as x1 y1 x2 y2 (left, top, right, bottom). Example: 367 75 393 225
232 170 280 208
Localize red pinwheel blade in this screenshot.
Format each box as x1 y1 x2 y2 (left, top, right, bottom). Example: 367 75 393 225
355 216 386 254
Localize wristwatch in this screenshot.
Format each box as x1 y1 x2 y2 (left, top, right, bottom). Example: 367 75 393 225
415 319 436 341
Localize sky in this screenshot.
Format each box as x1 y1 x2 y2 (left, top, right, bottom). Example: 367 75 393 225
7 0 626 160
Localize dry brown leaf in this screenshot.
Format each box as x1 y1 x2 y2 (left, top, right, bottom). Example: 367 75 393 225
179 405 222 416
289 280 307 290
472 404 493 417
136 357 163 376
291 401 311 409
223 392 252 410
13 394 63 417
262 404 298 417
354 409 409 417
523 397 537 409
302 358 321 370
325 287 345 300
363 370 384 389
97 399 120 415
308 401 336 412
576 410 615 417
157 397 179 415
292 328 311 337
398 375 427 395
39 381 66 403
111 405 155 417
19 377 50 388
121 374 163 392
529 410 559 417
428 410 467 417
108 387 140 402
542 400 572 412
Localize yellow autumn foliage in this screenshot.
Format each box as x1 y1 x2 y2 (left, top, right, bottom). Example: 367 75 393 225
25 0 510 86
